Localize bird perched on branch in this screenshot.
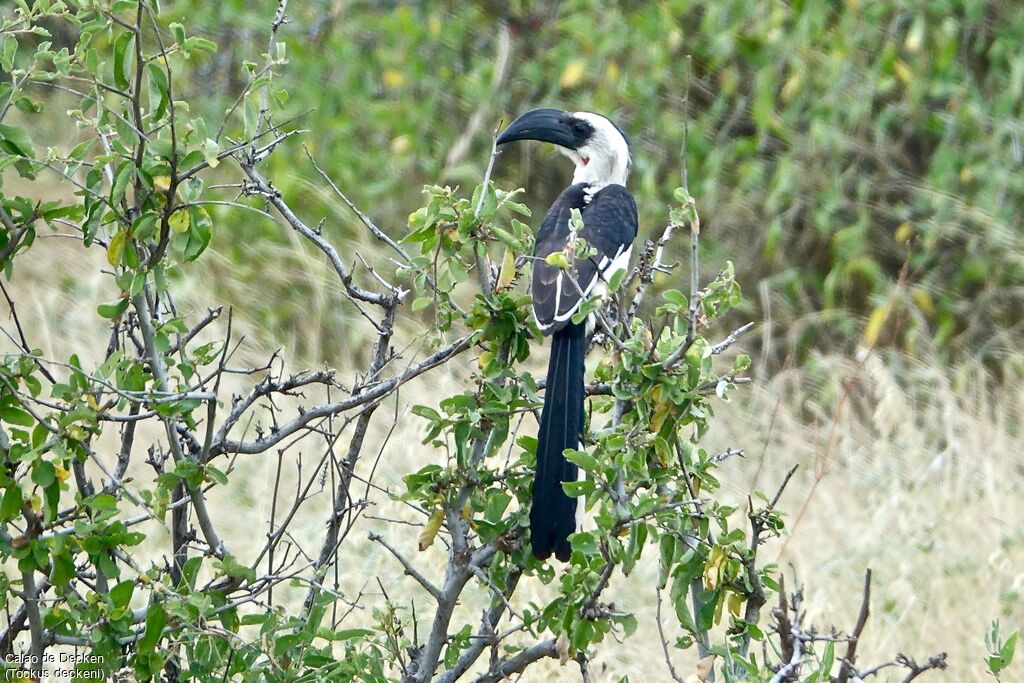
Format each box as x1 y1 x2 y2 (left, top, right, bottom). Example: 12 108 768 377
497 109 637 561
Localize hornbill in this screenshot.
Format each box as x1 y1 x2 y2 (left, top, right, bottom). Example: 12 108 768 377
496 109 637 561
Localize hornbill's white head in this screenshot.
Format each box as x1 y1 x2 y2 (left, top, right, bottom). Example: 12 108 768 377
496 108 632 191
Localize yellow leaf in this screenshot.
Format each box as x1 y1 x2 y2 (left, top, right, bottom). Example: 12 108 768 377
728 591 744 617
893 59 912 85
477 350 493 370
106 230 127 267
54 464 70 483
66 424 89 441
720 67 739 95
703 545 726 591
545 252 570 269
418 508 444 551
894 221 913 242
496 248 516 290
428 15 442 37
559 60 586 89
86 393 100 411
862 302 891 348
169 209 190 233
605 61 620 82
781 73 802 101
390 134 411 156
650 397 672 434
667 28 683 52
382 69 406 89
912 287 935 315
152 175 171 191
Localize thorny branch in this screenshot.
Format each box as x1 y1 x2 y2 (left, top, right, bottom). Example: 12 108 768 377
766 574 947 683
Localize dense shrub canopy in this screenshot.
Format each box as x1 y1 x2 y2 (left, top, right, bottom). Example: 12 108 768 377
138 0 1024 365
0 1 1018 681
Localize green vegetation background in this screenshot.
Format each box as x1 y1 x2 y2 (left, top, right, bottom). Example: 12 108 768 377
143 0 1023 368
5 1 1023 679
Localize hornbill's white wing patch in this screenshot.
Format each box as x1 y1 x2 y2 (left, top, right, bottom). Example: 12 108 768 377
532 183 638 332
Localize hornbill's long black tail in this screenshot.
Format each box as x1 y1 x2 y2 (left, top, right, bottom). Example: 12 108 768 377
531 321 586 561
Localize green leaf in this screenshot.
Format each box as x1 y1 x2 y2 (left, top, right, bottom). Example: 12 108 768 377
732 354 751 372
607 266 627 292
0 123 33 158
0 35 16 72
0 485 22 520
216 554 256 584
411 296 432 311
49 549 76 586
113 31 135 90
138 602 166 652
202 138 220 168
411 404 441 422
483 491 512 523
205 466 228 486
31 461 55 487
184 37 217 54
564 449 600 473
111 162 133 204
181 556 203 589
170 23 186 46
109 579 135 609
14 96 41 115
1 405 33 427
1000 630 1019 671
489 225 525 252
147 63 169 120
183 206 213 261
97 298 129 320
821 638 834 674
84 493 118 512
331 628 374 642
663 289 687 308
562 479 594 497
98 550 119 579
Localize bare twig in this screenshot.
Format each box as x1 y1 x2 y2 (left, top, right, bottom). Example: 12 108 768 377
369 533 443 602
214 333 473 455
240 164 395 307
472 131 502 295
471 638 559 683
656 585 686 683
837 569 872 683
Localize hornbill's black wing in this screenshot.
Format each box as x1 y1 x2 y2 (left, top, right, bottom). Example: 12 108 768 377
529 182 637 562
531 183 638 332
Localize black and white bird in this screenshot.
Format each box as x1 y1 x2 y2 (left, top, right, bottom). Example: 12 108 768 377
497 108 638 561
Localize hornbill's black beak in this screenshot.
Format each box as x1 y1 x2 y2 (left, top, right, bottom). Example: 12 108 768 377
497 108 577 149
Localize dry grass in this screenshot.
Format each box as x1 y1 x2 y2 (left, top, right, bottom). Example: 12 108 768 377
4 218 1022 682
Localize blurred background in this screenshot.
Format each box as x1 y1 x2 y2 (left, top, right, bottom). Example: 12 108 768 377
8 0 1024 680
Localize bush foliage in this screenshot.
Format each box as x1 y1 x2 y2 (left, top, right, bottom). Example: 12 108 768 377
113 0 1024 364
0 0 1004 681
